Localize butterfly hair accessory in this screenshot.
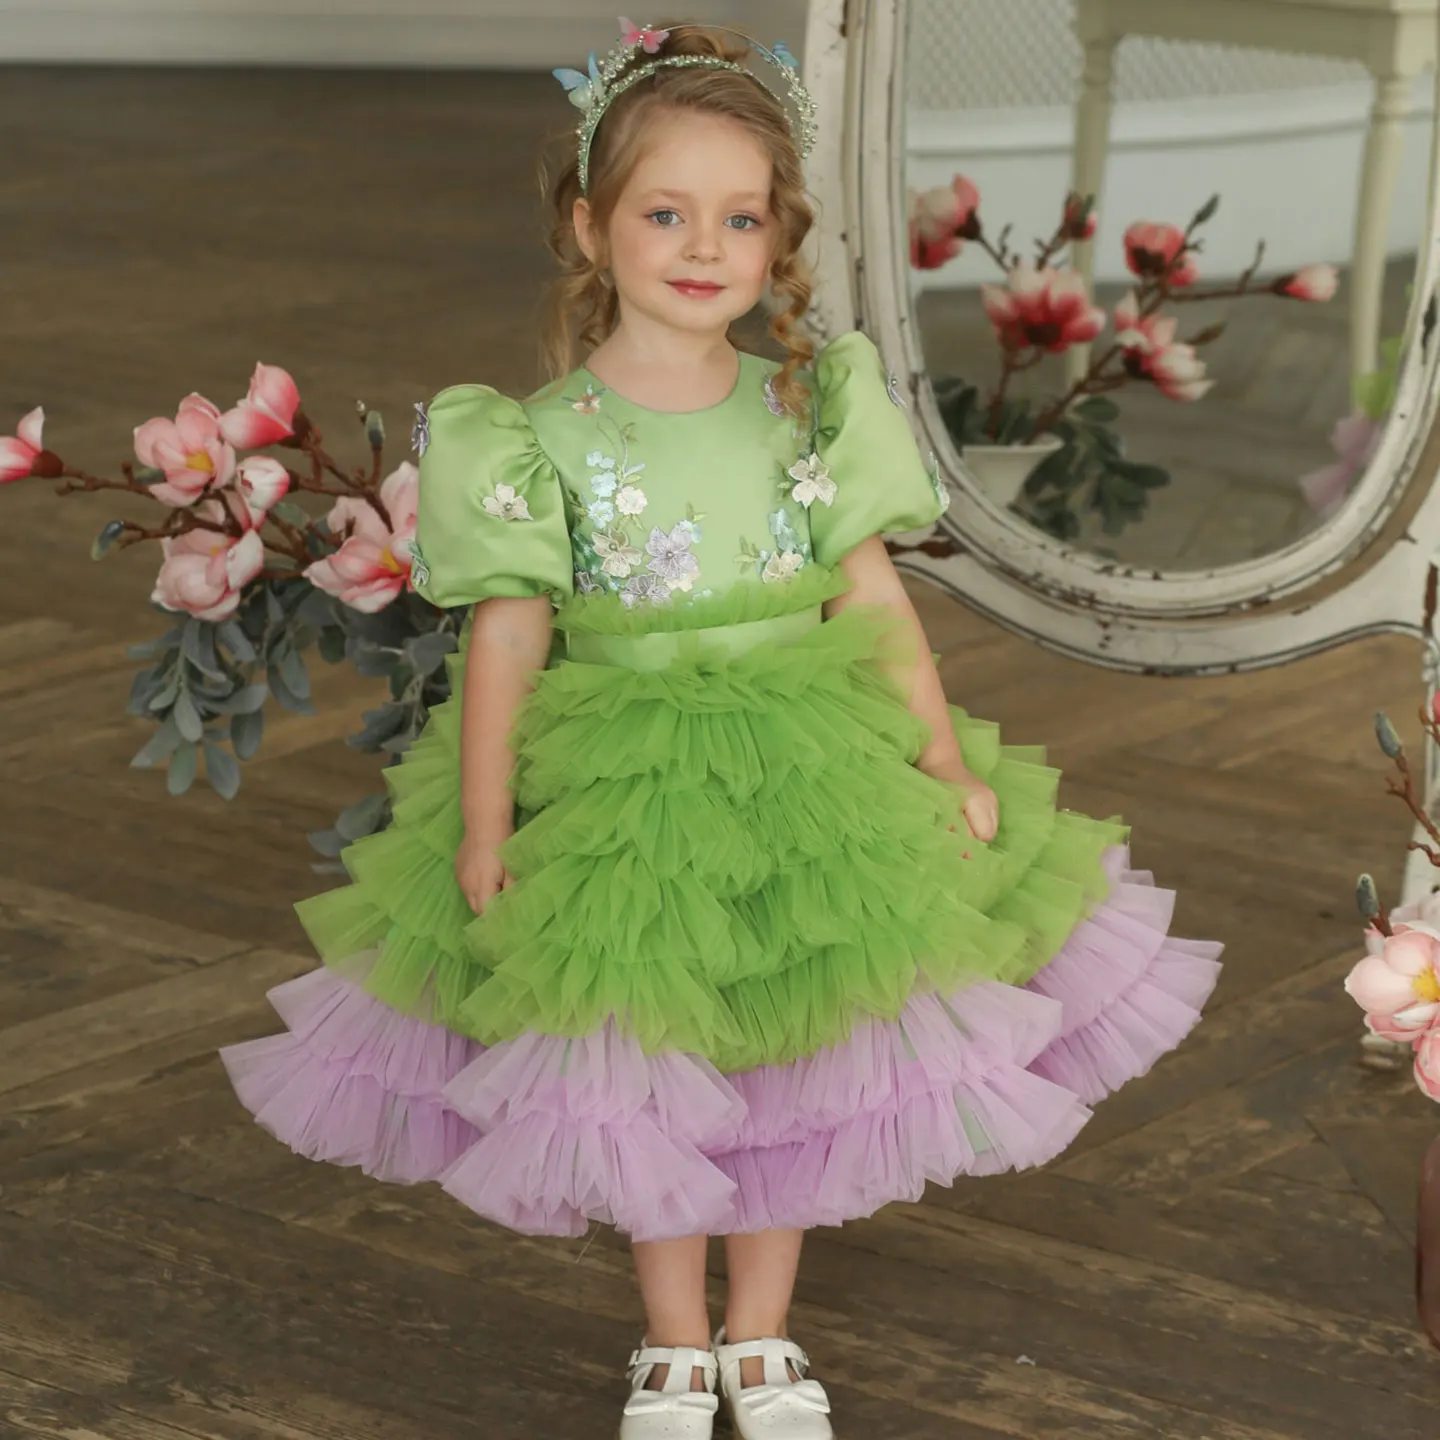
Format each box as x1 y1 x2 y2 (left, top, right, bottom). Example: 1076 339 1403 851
554 17 818 194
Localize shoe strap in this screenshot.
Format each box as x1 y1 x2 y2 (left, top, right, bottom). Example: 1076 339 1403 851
715 1335 809 1386
627 1343 718 1395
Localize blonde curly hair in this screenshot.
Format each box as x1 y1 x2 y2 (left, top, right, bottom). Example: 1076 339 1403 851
538 23 816 417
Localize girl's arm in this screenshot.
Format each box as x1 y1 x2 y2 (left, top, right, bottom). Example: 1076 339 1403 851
823 536 999 842
454 593 555 912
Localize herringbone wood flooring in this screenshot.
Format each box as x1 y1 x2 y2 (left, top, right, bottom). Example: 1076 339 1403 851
2 67 1439 1440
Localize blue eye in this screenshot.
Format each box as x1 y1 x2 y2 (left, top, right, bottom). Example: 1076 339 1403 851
727 215 762 230
648 209 680 226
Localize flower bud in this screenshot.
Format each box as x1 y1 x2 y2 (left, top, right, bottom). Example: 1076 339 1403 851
364 409 385 450
1375 711 1404 758
1356 872 1381 920
90 519 125 559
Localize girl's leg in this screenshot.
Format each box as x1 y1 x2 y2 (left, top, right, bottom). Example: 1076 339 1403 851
631 1234 712 1390
723 1228 805 1388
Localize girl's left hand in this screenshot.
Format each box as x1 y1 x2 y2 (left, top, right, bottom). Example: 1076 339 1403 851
919 755 1000 843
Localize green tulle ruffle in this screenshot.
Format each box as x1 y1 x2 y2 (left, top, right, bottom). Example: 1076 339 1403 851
295 581 1127 1072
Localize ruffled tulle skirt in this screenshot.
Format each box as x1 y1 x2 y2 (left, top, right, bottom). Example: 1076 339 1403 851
220 570 1222 1239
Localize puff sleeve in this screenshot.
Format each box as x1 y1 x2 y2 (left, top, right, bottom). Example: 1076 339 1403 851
804 331 949 567
409 385 574 610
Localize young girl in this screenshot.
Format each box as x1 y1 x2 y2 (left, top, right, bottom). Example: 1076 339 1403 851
220 20 1223 1440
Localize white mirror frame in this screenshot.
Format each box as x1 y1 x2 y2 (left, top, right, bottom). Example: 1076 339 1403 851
802 0 1440 1007
803 0 1440 663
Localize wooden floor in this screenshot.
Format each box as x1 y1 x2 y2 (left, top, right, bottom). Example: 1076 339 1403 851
3 67 1440 1440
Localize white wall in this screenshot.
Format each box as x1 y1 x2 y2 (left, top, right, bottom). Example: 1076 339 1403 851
0 1 809 68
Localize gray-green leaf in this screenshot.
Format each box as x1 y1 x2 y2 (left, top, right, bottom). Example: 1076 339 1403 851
231 707 265 761
167 740 198 796
1374 711 1403 759
203 741 241 800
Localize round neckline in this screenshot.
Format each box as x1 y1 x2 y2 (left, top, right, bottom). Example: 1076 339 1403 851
578 350 752 417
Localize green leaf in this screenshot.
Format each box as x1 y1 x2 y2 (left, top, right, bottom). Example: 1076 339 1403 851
147 681 179 713
173 689 204 743
336 793 389 841
131 714 182 769
181 618 224 680
1194 193 1220 226
307 828 348 858
231 706 265 761
216 619 256 664
166 740 198 796
318 626 348 665
210 683 269 716
272 499 311 528
202 741 241 800
407 630 459 676
267 664 314 715
278 646 311 701
1073 396 1119 424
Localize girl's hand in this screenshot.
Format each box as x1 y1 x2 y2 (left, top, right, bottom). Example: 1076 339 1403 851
454 828 514 916
918 754 1000 844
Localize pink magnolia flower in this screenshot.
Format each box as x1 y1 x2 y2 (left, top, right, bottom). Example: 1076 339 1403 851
1417 1030 1440 1101
151 504 265 622
235 455 291 526
219 363 300 449
908 176 980 270
1298 410 1382 516
1114 292 1214 402
1276 264 1338 303
303 462 419 613
0 406 47 483
134 394 236 508
1345 923 1440 1041
981 263 1105 354
1124 221 1198 288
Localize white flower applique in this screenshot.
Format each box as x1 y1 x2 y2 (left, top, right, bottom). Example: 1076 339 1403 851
787 452 836 508
593 528 642 578
482 482 532 521
408 537 431 588
763 548 805 584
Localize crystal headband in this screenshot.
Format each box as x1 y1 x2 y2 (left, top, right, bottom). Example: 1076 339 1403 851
554 18 818 195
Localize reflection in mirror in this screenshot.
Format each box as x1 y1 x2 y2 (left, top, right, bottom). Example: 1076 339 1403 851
904 0 1436 570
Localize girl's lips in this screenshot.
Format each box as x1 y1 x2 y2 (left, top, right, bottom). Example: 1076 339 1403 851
668 280 724 297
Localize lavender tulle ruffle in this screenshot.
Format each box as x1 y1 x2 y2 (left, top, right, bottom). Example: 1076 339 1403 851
220 845 1221 1239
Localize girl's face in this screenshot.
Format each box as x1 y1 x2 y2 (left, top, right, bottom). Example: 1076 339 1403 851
579 108 777 338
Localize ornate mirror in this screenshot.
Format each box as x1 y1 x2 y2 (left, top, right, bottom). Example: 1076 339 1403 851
804 0 1440 911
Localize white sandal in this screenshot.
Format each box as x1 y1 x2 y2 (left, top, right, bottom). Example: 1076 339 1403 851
617 1342 720 1440
712 1330 833 1440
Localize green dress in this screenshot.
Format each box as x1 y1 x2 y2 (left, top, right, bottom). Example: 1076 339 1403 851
220 330 1223 1238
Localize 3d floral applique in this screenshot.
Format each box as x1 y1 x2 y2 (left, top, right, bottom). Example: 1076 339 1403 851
929 449 952 510
593 528 642 577
622 572 672 608
886 369 908 409
787 451 836 508
763 549 805 584
646 522 700 592
408 537 431 588
763 373 787 418
570 383 605 415
411 402 430 457
482 482 532 521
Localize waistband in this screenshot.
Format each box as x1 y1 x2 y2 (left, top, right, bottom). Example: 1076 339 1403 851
562 605 823 672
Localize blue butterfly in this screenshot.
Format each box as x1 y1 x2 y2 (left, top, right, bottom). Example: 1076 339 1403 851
553 52 603 110
771 40 798 71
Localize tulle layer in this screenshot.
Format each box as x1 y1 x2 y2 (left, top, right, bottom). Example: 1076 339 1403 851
226 844 1220 1238
295 592 1131 1074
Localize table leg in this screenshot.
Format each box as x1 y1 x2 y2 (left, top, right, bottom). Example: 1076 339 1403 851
1068 33 1118 385
1351 72 1412 384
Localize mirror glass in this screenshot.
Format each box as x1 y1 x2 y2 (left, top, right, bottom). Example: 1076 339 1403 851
903 0 1436 570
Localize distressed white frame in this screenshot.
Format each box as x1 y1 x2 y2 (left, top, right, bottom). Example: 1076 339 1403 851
803 0 1440 952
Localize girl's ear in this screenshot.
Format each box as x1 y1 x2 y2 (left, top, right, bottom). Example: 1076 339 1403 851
573 197 597 264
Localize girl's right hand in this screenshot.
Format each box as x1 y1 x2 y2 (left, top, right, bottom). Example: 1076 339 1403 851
454 829 513 916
